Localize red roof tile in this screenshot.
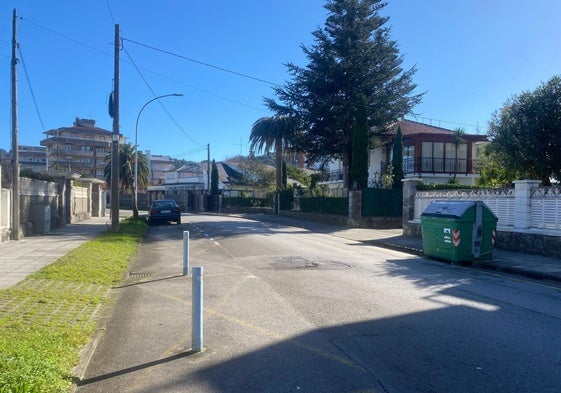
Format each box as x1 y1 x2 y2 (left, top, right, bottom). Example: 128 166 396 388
383 119 487 141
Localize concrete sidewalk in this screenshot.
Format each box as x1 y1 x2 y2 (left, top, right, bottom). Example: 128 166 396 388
0 212 130 290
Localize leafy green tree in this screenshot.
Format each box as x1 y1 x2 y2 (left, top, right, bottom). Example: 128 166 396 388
249 115 298 191
476 143 521 187
104 143 149 217
391 126 404 188
210 159 219 195
235 157 276 195
488 75 561 185
350 96 369 189
20 168 55 182
286 165 311 187
268 0 422 188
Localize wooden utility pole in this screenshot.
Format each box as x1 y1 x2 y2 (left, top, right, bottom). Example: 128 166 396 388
110 24 120 230
11 9 20 240
207 144 210 192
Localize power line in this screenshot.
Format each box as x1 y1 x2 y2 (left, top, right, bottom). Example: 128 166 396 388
105 0 116 26
137 69 267 113
122 37 282 87
409 115 482 133
16 18 268 115
20 17 112 59
173 145 208 158
122 43 203 147
18 46 46 130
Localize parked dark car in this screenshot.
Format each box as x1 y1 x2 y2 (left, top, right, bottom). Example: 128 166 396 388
148 199 181 225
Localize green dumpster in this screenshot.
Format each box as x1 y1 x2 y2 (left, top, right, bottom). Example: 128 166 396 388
421 200 498 263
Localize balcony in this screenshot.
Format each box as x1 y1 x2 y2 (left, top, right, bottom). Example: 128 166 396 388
380 157 480 176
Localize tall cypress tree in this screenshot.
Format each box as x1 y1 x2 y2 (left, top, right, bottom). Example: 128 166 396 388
391 126 404 188
210 159 219 195
282 161 288 189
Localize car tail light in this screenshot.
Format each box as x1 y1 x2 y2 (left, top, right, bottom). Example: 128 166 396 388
150 208 158 214
172 207 180 213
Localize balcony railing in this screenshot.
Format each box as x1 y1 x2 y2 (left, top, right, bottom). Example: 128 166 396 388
328 169 344 182
388 157 480 175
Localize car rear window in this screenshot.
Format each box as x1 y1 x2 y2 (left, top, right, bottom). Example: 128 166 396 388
154 201 176 209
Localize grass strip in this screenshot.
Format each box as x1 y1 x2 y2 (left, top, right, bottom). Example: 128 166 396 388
0 217 147 393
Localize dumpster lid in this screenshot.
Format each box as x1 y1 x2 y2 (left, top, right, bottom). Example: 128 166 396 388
421 200 496 219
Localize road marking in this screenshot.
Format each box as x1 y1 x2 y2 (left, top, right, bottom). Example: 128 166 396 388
138 285 366 373
205 307 367 373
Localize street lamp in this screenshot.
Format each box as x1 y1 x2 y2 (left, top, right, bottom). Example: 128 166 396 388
134 93 183 213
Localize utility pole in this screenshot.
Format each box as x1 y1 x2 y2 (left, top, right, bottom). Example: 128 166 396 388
11 9 20 240
207 144 210 192
110 24 120 230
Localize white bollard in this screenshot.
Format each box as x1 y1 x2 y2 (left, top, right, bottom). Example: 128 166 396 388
183 231 190 276
192 266 204 352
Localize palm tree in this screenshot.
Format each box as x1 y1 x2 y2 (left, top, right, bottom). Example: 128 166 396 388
104 143 149 218
452 128 466 179
249 115 297 191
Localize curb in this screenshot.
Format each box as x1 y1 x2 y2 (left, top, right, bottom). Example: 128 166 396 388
475 261 561 284
372 241 561 285
370 240 425 257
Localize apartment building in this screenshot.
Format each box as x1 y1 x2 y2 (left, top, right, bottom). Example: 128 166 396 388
145 150 174 185
40 118 123 179
18 145 47 172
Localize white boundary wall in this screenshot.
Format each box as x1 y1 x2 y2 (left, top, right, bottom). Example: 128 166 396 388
413 180 560 234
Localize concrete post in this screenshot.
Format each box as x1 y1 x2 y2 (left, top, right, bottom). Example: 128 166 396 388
192 266 204 352
402 178 423 236
513 180 541 230
183 230 190 276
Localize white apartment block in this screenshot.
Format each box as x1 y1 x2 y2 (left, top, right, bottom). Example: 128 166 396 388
40 118 123 179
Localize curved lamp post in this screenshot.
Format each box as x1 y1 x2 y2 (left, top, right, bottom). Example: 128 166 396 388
134 93 183 213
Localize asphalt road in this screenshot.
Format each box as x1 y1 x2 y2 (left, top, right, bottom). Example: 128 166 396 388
76 214 561 393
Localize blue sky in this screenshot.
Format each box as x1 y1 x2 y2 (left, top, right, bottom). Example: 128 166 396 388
2 1 561 163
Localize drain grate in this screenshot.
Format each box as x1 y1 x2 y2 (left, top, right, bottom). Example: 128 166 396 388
128 272 151 278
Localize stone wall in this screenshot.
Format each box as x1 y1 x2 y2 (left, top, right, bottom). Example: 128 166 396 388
0 174 105 242
0 188 11 241
497 230 561 258
19 177 59 236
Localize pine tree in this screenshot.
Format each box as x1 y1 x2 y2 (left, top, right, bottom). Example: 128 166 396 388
269 0 422 189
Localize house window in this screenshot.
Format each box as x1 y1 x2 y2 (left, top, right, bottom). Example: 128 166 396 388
403 145 414 173
422 142 468 173
422 142 444 172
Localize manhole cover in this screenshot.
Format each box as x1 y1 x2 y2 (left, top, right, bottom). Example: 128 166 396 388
271 256 350 270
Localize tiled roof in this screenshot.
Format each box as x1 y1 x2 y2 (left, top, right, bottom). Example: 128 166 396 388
385 119 455 136
383 119 487 141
